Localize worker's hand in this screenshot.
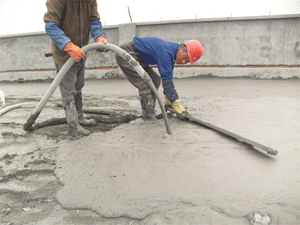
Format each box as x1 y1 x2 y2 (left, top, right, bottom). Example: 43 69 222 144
165 96 188 119
96 35 108 52
172 99 186 114
172 99 189 120
96 35 107 44
64 42 86 62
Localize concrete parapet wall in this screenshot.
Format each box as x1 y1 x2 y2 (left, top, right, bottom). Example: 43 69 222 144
172 67 300 79
0 15 299 81
1 67 298 83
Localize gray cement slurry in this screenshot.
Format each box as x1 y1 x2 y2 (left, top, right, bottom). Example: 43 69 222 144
1 78 299 224
55 79 300 223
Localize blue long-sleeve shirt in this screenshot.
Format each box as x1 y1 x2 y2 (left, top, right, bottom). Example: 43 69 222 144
133 36 180 103
133 36 178 80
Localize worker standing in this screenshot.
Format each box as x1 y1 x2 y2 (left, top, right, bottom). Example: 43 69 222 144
116 36 203 120
43 0 107 137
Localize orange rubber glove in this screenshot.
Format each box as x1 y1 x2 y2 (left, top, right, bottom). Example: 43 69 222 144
96 35 107 43
64 42 86 62
95 35 108 52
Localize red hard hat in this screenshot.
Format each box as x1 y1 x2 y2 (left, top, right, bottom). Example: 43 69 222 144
185 40 203 65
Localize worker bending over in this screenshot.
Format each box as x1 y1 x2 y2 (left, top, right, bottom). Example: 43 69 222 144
116 36 203 120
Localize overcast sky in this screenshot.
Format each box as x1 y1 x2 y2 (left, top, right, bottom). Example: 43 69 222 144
0 0 299 36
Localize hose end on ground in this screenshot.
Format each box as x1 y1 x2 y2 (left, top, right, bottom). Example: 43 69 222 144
267 148 278 156
23 113 40 131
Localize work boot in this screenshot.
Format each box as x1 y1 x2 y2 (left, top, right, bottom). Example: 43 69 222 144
65 99 90 137
74 93 97 126
140 92 156 120
78 113 97 126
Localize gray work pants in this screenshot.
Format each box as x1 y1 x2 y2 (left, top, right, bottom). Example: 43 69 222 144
115 41 161 96
55 61 85 107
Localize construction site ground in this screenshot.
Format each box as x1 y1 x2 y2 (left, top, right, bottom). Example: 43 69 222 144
0 77 299 225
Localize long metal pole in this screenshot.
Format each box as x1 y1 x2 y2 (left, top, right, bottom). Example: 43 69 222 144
127 6 133 23
187 115 278 155
166 107 278 155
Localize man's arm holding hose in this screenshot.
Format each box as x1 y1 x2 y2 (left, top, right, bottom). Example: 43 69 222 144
45 22 86 62
90 20 108 52
90 20 107 43
90 0 107 49
44 0 85 61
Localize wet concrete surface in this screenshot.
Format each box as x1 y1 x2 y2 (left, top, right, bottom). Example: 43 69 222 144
0 78 299 224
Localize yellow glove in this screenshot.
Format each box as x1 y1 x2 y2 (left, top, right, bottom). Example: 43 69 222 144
165 96 185 113
172 99 186 114
165 97 188 120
